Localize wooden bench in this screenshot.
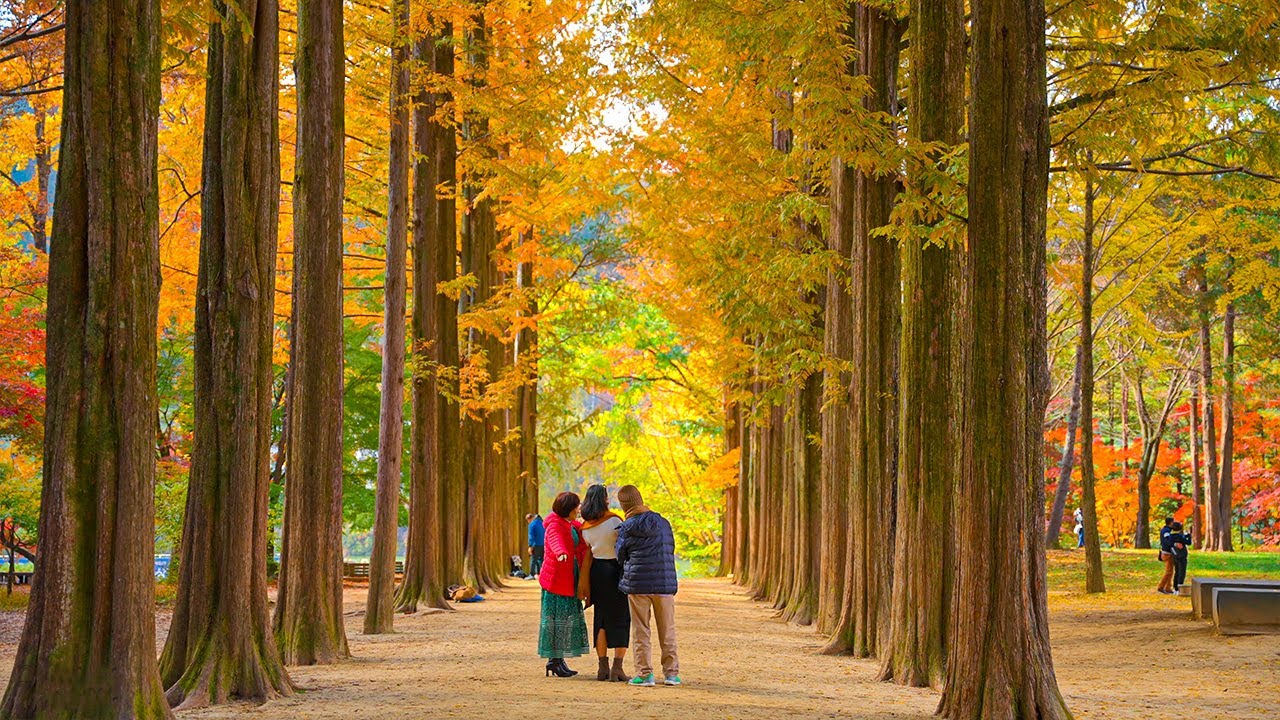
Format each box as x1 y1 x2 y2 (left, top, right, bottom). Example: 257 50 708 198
1212 587 1280 635
342 561 404 579
1190 578 1280 619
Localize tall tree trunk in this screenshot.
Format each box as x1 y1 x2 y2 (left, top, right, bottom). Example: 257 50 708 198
1132 368 1186 550
1196 267 1221 550
274 0 350 665
1189 386 1203 549
880 0 962 688
461 7 506 592
818 155 854 636
0 1 172 716
31 108 50 254
516 256 539 571
1212 300 1235 551
825 4 901 660
938 0 1069 715
1079 175 1105 593
158 0 295 706
1046 344 1084 547
366 0 412 634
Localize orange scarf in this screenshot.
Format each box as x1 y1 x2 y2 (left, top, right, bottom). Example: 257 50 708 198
580 511 622 531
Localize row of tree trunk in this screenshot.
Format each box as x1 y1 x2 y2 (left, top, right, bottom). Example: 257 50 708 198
719 1 1072 717
3 0 537 714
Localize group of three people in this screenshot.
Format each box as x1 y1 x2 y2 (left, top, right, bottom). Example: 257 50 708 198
532 484 681 687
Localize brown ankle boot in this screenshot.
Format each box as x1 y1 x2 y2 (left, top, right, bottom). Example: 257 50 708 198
610 657 630 682
597 657 610 681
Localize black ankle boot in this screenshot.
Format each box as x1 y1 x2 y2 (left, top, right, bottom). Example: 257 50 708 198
546 658 574 678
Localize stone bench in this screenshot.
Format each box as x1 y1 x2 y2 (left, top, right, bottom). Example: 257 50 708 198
1190 578 1280 619
1212 587 1280 636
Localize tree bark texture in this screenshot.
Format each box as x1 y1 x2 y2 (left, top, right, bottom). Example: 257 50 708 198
880 0 963 688
1196 269 1222 551
825 3 901 660
1210 300 1235 551
0 1 172 716
366 0 412 634
159 0 295 706
1079 177 1105 593
274 0 350 665
399 20 462 610
937 0 1070 715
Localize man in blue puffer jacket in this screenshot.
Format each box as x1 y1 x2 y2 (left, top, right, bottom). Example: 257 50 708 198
615 485 680 688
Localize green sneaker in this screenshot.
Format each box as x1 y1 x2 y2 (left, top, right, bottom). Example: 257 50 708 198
630 673 656 687
664 675 682 686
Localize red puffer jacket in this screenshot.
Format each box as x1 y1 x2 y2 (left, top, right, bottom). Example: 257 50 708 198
539 512 586 597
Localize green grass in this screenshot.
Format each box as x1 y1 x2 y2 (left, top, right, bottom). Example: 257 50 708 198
1047 548 1280 595
0 588 29 611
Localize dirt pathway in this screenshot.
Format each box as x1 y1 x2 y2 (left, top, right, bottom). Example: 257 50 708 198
3 577 1278 718
181 578 938 719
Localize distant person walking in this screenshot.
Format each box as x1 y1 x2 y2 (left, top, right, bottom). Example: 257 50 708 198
1074 507 1085 548
527 512 545 578
538 494 590 677
579 484 631 682
615 485 681 688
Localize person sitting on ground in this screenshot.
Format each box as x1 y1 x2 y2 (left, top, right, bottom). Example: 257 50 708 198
578 483 631 682
538 493 590 678
1170 521 1192 593
1156 516 1176 595
527 512 545 578
615 484 681 688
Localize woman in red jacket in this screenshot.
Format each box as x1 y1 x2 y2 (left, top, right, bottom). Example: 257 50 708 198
538 491 590 677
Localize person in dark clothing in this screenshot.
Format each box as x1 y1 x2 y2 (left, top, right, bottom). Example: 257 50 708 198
1156 517 1175 594
1169 521 1192 592
615 485 680 687
527 513 545 578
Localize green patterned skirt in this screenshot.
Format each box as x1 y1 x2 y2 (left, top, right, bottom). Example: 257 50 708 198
538 590 590 659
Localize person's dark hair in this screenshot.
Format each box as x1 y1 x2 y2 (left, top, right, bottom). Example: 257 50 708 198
1164 517 1174 526
551 492 580 519
1171 521 1183 531
525 513 535 521
580 484 609 522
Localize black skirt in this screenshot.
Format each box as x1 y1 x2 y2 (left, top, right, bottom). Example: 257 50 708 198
589 558 630 649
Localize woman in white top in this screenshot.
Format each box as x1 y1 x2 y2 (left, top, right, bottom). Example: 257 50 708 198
578 484 631 682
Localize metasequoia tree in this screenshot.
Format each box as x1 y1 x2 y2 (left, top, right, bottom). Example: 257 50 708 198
1077 175 1105 593
0 0 172 716
398 15 460 613
938 0 1070 715
274 0 350 665
366 0 412 634
825 2 901 659
880 0 963 687
460 5 515 591
818 150 854 635
1209 297 1236 550
158 0 295 705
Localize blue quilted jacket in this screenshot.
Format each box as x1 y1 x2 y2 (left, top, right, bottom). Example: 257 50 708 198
615 510 678 596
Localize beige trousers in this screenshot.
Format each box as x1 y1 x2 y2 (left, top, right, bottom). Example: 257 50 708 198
628 594 679 678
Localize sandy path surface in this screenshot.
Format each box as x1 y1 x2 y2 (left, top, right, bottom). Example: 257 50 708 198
3 578 1278 718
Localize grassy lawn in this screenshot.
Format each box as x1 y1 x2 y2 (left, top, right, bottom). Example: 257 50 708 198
1047 548 1280 596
